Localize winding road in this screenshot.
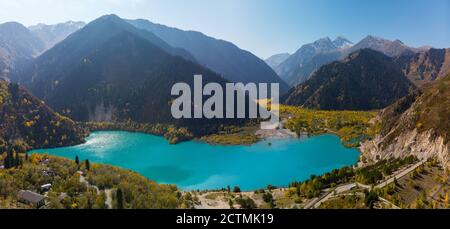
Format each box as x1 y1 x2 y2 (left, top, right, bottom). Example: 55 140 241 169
305 159 426 209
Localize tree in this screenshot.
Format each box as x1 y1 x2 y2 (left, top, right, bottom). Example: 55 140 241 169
393 177 399 186
14 151 21 168
233 186 241 193
116 188 124 209
3 150 14 169
267 185 275 191
228 199 234 209
263 192 273 203
364 189 379 209
75 155 80 167
85 160 91 171
227 185 231 193
263 192 275 209
445 192 449 207
236 197 257 209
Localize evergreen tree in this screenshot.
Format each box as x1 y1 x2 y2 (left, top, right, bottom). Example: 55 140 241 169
4 150 14 169
85 159 91 171
14 151 20 168
75 155 80 166
364 189 379 209
228 199 234 209
116 188 124 209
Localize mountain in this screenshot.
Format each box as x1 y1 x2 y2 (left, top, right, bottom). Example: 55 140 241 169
394 48 450 87
265 53 290 70
275 37 350 86
28 21 86 50
361 75 450 167
19 15 243 136
333 36 354 49
275 35 421 87
126 19 290 94
0 22 45 80
16 15 195 83
0 79 85 150
348 35 416 57
284 49 417 110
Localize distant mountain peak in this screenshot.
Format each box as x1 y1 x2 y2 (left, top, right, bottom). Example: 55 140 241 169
0 21 31 33
393 39 405 44
333 36 353 49
315 37 332 43
360 35 392 44
364 35 383 40
350 35 416 57
89 14 131 28
265 53 290 70
344 48 387 62
27 21 86 51
307 37 337 53
0 21 45 58
126 18 290 94
313 37 333 46
99 14 122 21
284 48 416 110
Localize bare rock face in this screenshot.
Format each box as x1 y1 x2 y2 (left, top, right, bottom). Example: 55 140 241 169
395 48 450 87
361 129 450 167
360 75 450 168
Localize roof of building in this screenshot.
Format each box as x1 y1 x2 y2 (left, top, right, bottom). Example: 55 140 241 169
18 190 45 203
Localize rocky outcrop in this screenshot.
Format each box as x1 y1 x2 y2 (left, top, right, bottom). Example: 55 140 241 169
360 75 450 168
361 129 449 167
395 48 450 87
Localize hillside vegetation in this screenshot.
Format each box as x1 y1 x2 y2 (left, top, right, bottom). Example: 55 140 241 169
281 105 378 147
0 80 85 151
284 49 417 110
0 154 188 209
377 75 450 148
80 122 193 144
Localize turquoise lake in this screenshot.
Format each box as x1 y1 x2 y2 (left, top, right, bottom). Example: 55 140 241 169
31 131 360 191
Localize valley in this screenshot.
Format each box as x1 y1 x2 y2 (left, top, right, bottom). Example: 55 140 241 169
0 12 449 210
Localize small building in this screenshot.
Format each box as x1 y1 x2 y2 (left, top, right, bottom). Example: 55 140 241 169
18 190 46 209
40 184 52 192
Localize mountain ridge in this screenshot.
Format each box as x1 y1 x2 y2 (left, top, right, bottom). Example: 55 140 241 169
0 79 85 150
361 75 450 167
28 21 86 50
284 49 417 111
265 53 290 70
0 22 45 80
275 36 351 86
395 48 450 87
126 18 290 94
19 15 247 137
275 35 421 87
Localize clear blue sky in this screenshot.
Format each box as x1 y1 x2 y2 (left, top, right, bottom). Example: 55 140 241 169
0 0 448 58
